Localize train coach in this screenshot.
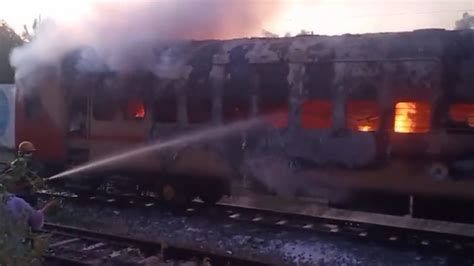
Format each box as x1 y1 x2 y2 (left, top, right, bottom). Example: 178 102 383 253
10 28 474 213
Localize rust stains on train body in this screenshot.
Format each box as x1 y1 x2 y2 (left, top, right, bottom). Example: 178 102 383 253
17 29 474 203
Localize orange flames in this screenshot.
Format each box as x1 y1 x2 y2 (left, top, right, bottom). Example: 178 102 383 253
450 104 474 127
357 125 374 132
134 104 145 118
347 101 379 132
127 99 145 119
394 102 431 133
301 100 332 129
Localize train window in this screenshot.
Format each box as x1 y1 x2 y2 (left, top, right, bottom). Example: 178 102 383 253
154 87 178 123
301 100 332 129
223 72 251 123
223 101 250 122
346 100 380 132
449 103 474 127
186 82 213 124
124 98 146 120
261 102 289 128
93 89 117 121
257 63 289 128
394 101 431 133
188 98 212 123
186 54 214 124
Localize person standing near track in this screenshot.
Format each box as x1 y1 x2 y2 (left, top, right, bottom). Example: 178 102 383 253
0 184 57 266
0 141 45 207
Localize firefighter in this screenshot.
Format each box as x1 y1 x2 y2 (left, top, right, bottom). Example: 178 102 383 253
0 184 57 266
1 141 44 207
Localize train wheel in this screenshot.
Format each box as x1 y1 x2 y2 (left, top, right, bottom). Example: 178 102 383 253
199 190 223 205
329 192 410 216
428 163 450 181
162 184 176 201
158 183 190 207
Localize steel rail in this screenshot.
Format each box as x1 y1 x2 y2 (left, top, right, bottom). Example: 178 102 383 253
38 191 474 263
41 223 268 266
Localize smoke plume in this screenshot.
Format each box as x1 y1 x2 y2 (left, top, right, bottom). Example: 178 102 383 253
10 0 282 81
242 154 350 202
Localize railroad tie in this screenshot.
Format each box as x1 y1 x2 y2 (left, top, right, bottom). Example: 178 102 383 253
49 238 81 248
83 242 107 251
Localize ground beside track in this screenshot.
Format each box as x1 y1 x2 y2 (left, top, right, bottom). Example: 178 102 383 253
44 197 465 266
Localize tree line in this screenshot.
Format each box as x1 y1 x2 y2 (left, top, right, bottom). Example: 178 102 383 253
0 21 22 83
0 16 39 83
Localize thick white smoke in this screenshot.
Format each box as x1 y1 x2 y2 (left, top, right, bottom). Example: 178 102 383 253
10 0 282 81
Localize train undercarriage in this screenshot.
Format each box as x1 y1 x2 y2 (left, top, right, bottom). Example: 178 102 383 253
51 172 231 206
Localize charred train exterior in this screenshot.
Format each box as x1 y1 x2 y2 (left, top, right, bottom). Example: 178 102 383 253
16 29 474 204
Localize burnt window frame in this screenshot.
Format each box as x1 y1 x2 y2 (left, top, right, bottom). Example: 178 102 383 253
447 103 474 131
121 73 156 122
122 96 147 121
92 82 119 121
187 96 213 124
260 101 290 129
153 84 179 124
346 100 381 132
345 82 381 133
300 99 333 129
393 101 432 134
256 62 290 129
121 84 150 122
185 44 216 125
300 62 334 130
222 99 251 122
222 62 253 123
185 78 213 124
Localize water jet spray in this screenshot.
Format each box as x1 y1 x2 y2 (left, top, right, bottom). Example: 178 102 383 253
46 117 265 181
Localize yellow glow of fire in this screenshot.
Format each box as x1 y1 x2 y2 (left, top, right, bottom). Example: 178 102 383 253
468 116 474 127
357 125 373 132
394 102 418 133
134 105 145 118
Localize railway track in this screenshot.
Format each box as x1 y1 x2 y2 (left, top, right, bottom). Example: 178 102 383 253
215 203 474 254
39 190 474 264
41 223 267 265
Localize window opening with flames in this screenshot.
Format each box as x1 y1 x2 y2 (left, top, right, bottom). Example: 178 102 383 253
347 100 380 132
125 98 146 120
394 101 431 133
301 100 332 129
449 103 474 128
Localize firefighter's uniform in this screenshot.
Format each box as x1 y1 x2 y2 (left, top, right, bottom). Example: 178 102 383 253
1 141 44 207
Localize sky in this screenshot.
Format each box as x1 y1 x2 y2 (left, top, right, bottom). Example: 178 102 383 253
0 0 473 36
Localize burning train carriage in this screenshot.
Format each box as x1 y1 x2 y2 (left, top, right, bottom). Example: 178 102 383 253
59 67 237 202
15 29 474 206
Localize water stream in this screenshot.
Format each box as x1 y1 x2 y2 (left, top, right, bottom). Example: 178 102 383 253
47 117 264 180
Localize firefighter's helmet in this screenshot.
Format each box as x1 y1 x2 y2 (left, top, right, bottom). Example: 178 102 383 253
18 141 36 154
